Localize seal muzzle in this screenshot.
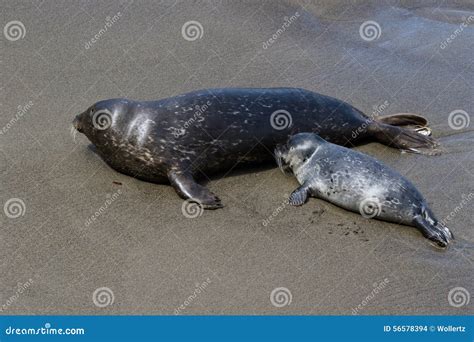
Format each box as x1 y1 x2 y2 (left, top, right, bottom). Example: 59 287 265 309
73 115 83 133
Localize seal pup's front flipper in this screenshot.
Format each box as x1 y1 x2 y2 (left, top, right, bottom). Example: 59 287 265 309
168 170 223 209
288 184 310 206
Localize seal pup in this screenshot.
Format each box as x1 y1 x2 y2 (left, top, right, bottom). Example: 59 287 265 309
274 132 453 247
73 87 440 209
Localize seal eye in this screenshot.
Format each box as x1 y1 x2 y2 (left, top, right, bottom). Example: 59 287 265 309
90 108 95 115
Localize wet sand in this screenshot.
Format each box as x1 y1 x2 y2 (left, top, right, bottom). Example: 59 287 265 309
0 0 473 314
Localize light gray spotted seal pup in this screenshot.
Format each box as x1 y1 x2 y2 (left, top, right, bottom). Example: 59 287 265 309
72 87 439 209
274 133 453 248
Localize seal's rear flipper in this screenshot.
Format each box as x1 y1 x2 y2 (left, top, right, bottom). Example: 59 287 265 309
168 170 223 209
375 113 428 128
370 121 442 155
413 215 453 248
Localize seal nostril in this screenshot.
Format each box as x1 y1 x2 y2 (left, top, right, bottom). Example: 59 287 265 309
73 116 82 132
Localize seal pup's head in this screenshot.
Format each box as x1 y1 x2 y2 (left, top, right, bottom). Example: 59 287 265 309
72 99 131 144
275 133 326 174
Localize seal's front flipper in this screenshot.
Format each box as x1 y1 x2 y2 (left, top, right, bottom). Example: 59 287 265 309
289 185 309 206
168 170 223 209
413 214 453 248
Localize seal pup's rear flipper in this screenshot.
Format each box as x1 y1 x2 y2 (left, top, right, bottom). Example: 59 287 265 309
168 170 223 209
413 214 453 248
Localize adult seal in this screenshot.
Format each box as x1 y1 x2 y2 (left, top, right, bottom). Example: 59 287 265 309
72 87 439 209
274 133 453 247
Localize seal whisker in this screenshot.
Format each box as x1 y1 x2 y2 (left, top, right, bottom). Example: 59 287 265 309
70 125 78 143
276 154 284 174
275 151 292 175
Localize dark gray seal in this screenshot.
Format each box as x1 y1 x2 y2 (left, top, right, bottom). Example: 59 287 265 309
72 87 439 209
274 132 453 247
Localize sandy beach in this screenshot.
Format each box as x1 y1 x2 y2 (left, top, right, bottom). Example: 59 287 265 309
0 0 473 315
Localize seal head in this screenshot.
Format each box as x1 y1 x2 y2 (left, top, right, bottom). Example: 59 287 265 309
73 99 131 143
